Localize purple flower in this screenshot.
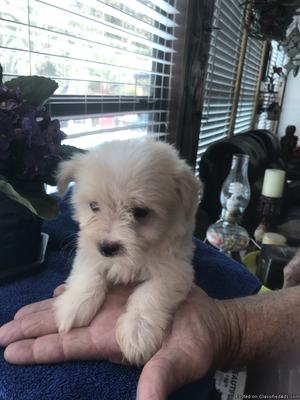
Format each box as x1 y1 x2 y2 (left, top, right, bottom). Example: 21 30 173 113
21 117 32 133
22 149 47 177
51 119 67 141
0 80 67 180
5 99 20 111
0 70 74 220
6 88 21 102
46 141 61 154
17 101 44 135
38 117 66 142
37 118 66 156
12 128 27 142
44 153 62 175
0 104 19 124
0 83 21 103
18 101 39 120
11 118 35 146
31 134 46 147
0 115 14 158
21 147 62 178
38 115 51 132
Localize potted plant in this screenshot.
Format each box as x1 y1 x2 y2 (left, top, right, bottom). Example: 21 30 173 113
267 66 282 93
0 64 83 279
243 0 300 41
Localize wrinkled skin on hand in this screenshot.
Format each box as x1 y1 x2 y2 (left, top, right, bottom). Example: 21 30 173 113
283 249 300 289
0 284 225 400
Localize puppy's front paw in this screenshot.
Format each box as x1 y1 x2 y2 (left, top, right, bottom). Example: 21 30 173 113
116 311 164 366
53 291 103 334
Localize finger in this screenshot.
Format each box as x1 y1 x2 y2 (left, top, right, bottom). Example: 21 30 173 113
283 266 300 289
4 334 70 364
4 327 124 365
53 284 65 297
14 284 123 320
4 332 88 364
137 353 173 400
283 277 300 288
0 309 57 347
137 346 203 400
14 298 55 319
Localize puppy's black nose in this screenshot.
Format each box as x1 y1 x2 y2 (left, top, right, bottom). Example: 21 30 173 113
98 242 122 257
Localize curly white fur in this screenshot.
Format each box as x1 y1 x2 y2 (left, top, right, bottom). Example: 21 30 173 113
53 138 203 366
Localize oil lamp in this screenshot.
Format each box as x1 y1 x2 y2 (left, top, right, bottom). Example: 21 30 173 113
206 154 251 255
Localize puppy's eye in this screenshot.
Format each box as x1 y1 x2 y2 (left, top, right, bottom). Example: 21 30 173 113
90 202 100 212
132 207 149 218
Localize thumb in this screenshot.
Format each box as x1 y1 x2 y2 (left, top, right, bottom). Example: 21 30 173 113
136 350 176 400
136 347 200 400
53 284 65 297
283 276 299 288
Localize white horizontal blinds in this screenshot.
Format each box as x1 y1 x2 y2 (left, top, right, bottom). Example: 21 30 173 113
0 0 179 143
257 42 287 131
197 0 244 160
234 37 263 134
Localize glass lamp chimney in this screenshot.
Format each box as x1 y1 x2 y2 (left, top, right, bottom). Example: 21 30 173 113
220 154 250 223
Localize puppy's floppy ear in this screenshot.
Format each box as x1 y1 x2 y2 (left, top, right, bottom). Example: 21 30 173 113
56 154 82 196
175 163 204 221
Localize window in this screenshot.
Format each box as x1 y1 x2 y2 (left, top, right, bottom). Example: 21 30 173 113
197 0 263 161
1 0 181 148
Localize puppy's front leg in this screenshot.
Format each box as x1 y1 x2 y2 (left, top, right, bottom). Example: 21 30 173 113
116 275 193 366
53 254 107 334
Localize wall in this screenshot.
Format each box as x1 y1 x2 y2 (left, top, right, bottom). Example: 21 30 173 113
277 68 300 142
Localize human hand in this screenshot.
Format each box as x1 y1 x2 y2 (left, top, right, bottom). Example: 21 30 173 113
283 249 300 288
0 284 131 365
136 285 225 399
0 285 226 400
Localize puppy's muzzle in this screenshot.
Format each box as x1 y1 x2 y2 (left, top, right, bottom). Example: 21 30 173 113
98 242 123 258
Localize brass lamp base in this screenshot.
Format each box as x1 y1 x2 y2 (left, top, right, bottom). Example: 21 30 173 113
254 196 283 243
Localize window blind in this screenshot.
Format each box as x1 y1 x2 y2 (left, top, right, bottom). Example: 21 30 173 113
0 0 180 148
197 0 263 161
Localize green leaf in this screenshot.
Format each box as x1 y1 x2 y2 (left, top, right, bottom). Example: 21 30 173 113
0 174 9 183
60 144 87 161
4 76 58 107
0 180 38 215
17 189 59 220
0 180 59 220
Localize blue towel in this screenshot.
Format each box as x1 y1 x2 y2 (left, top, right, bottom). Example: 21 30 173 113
0 191 261 400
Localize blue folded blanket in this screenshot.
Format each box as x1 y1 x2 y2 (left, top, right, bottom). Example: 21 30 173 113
0 191 261 400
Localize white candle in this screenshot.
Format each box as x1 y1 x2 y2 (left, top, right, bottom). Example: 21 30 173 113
261 169 286 198
262 232 287 246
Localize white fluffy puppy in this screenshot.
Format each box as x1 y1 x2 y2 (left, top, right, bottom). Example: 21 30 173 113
54 138 203 366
